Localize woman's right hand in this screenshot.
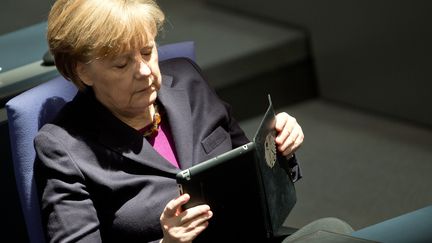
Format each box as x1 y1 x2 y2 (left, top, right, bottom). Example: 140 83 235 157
160 194 213 243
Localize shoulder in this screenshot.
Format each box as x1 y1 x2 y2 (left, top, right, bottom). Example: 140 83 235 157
35 120 99 179
159 57 202 75
34 94 97 158
159 57 210 89
39 91 102 137
34 123 86 176
159 57 217 95
34 123 80 155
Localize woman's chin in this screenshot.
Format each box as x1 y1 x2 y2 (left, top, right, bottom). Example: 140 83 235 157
135 87 157 101
147 90 158 104
146 91 159 106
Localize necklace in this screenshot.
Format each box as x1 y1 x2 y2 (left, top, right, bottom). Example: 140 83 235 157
139 104 162 137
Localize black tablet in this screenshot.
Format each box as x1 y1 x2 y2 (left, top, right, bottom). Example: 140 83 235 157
176 95 297 242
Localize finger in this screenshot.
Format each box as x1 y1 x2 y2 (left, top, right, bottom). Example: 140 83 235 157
277 115 301 151
183 210 213 230
275 123 291 145
278 126 299 153
275 113 296 145
181 211 212 240
281 126 304 157
274 112 289 132
178 205 211 225
279 124 303 153
163 194 190 218
168 210 212 242
282 141 299 157
185 218 210 235
179 220 210 242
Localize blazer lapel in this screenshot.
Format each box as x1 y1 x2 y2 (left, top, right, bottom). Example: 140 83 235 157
122 142 180 174
79 89 179 174
158 75 194 169
79 75 193 174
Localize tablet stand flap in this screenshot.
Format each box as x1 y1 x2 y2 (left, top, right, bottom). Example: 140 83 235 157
253 94 297 237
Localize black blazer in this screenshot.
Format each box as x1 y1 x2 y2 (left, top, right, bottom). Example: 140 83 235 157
34 58 299 243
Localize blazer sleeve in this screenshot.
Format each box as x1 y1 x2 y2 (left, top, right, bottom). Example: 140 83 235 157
218 82 302 182
34 129 102 243
181 58 302 182
222 100 251 148
279 154 302 182
179 58 250 149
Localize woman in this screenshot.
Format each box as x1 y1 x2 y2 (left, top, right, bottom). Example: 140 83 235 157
34 0 305 242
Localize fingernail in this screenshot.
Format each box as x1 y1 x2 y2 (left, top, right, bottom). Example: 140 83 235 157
182 193 190 201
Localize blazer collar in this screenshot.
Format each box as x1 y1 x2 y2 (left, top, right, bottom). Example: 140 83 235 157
157 75 194 169
78 74 193 173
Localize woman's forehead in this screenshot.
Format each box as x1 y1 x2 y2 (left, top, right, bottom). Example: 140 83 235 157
113 41 156 56
98 37 156 59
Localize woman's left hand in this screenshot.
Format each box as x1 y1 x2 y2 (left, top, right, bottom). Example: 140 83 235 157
274 112 304 158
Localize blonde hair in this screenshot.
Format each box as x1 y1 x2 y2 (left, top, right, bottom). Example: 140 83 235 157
47 0 165 90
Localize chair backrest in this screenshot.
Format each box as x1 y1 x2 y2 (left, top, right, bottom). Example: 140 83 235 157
5 41 195 243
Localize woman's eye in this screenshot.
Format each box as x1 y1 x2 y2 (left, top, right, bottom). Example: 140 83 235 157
141 48 153 56
115 63 128 69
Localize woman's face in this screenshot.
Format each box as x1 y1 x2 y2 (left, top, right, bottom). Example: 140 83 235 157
77 39 161 120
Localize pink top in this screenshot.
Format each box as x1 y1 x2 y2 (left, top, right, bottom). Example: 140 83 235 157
145 119 180 168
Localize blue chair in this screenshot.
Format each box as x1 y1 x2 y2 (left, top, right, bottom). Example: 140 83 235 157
6 41 195 243
351 205 432 243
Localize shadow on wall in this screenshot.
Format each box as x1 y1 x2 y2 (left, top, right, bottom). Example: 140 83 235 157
206 0 432 128
0 0 55 35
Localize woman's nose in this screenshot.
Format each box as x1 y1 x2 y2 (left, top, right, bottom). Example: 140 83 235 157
138 61 151 77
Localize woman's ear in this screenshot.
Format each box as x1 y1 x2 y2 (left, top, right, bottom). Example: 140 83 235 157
76 62 94 86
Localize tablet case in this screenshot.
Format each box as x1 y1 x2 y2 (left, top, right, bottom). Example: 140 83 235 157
176 95 296 242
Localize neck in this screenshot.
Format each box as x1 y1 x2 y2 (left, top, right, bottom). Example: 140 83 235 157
113 105 156 130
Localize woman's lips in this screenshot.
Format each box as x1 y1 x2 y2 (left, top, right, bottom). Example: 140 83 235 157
136 84 155 93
